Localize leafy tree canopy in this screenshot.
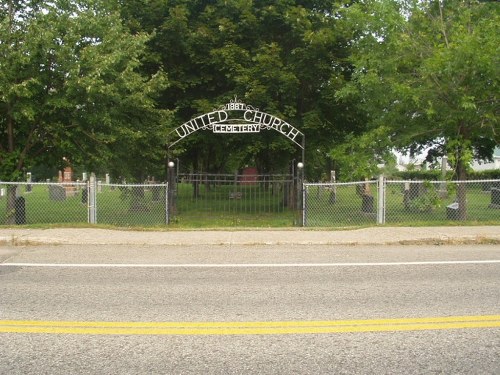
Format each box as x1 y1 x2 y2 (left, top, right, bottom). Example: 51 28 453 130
334 0 499 180
0 0 170 182
121 0 359 176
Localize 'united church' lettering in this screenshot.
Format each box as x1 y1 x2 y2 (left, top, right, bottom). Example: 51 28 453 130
169 101 304 149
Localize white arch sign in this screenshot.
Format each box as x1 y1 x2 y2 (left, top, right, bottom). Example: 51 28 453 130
168 99 304 149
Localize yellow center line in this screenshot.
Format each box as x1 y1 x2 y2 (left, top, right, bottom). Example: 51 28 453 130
1 315 499 335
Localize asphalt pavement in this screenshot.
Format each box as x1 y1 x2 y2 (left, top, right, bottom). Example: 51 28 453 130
0 226 498 247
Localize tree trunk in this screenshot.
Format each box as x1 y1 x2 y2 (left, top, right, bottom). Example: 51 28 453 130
5 185 17 225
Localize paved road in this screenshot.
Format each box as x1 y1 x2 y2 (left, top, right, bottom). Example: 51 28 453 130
1 244 499 374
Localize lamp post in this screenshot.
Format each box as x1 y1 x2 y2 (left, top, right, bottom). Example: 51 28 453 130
167 161 175 224
297 162 304 226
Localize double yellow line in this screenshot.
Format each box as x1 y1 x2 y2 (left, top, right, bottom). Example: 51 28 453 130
1 315 499 335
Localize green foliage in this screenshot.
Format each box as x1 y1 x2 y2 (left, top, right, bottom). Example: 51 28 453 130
394 169 500 181
465 169 500 180
0 0 171 182
334 0 499 180
406 182 442 213
121 0 357 175
394 170 442 181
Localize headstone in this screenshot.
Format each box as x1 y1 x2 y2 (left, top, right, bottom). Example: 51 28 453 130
356 184 365 197
0 188 5 199
229 192 243 199
26 172 32 192
489 188 500 209
105 173 110 184
49 185 66 201
81 188 88 204
404 182 425 209
240 167 258 185
329 170 337 204
328 189 336 204
446 202 459 220
63 167 72 182
15 196 26 225
481 181 492 192
152 186 161 202
362 194 374 213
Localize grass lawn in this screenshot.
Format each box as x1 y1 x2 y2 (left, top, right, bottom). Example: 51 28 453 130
304 183 499 227
171 182 299 227
1 182 498 228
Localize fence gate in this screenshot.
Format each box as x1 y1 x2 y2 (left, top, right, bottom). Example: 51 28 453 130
169 172 302 226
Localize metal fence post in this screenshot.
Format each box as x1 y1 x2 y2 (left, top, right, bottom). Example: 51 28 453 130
302 182 307 227
88 173 97 224
377 174 386 225
165 183 170 225
297 162 304 226
167 161 175 224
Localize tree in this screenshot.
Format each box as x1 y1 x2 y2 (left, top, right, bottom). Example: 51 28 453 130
335 0 499 217
0 0 169 223
120 0 359 177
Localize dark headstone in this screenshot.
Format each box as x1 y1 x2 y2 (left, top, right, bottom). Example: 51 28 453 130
81 188 88 204
446 202 459 220
15 196 26 225
362 194 374 213
328 190 336 204
404 183 426 208
482 182 492 192
490 188 500 209
49 185 66 201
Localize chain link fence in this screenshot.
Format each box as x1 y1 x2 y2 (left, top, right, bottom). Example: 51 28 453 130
0 181 168 226
304 179 500 227
94 183 168 227
0 182 88 225
303 180 380 227
2 178 499 227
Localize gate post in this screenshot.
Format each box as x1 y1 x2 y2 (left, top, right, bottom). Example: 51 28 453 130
297 162 304 226
377 174 386 225
88 173 97 224
167 161 176 224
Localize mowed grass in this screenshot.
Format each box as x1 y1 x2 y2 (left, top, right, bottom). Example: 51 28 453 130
0 183 299 228
1 182 498 228
172 182 299 227
305 183 499 227
0 184 88 225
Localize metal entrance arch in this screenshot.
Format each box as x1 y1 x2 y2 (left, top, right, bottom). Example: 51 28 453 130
167 98 305 163
166 98 305 226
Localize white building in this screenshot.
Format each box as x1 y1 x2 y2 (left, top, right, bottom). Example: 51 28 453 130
472 146 500 171
396 146 500 172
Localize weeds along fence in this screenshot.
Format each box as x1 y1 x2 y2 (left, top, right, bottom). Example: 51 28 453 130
303 179 500 227
0 181 168 226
